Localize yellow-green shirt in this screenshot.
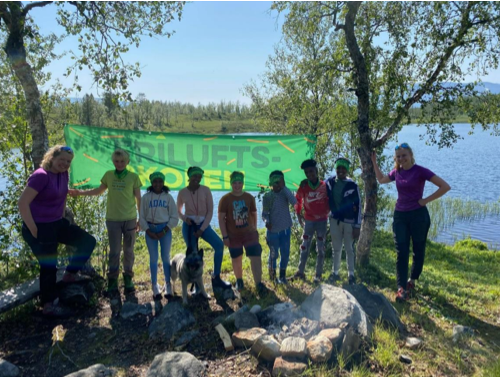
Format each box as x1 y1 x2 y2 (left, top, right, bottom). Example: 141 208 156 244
101 170 142 221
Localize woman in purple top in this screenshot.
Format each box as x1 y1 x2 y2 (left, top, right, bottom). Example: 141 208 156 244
18 145 96 317
371 143 450 302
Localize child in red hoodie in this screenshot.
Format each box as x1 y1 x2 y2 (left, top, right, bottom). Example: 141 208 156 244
293 159 330 282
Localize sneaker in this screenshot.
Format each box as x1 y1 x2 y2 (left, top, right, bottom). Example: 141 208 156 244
164 282 173 299
212 275 232 290
268 268 277 284
42 299 74 318
292 271 306 281
406 279 415 297
277 269 288 285
257 282 268 295
236 278 244 292
123 274 135 293
396 287 408 303
152 283 163 300
348 275 356 285
107 278 118 294
313 275 322 283
62 271 91 283
327 273 340 284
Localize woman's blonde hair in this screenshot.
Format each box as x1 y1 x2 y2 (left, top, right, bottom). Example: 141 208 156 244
111 148 130 161
393 142 416 171
41 145 74 170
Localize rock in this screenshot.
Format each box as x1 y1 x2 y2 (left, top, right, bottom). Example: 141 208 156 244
120 302 153 319
405 337 423 349
318 328 344 349
344 284 404 332
235 311 260 330
224 305 249 326
272 357 307 377
58 281 95 305
146 352 205 377
213 286 236 302
257 302 298 328
277 318 320 341
399 354 412 364
250 305 262 314
280 337 307 360
0 359 19 377
149 302 195 340
300 284 372 338
251 335 281 362
232 328 267 348
174 331 199 347
339 326 361 360
64 364 116 377
452 325 474 343
307 335 333 363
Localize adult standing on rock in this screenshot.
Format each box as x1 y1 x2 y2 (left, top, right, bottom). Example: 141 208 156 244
371 143 450 302
18 145 96 317
177 166 232 291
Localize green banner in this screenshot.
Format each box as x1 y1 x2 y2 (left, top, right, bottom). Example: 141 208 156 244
63 124 316 191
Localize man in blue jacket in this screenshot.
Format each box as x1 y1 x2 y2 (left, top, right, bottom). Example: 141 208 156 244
325 157 361 284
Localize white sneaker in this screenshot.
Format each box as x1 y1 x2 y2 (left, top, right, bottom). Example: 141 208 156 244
152 283 162 297
164 282 173 298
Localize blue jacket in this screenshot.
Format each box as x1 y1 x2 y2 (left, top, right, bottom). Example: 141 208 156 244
325 176 361 228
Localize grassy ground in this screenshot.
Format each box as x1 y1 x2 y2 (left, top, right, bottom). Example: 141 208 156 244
1 229 499 376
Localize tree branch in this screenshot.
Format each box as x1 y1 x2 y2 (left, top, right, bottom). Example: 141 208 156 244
22 1 53 17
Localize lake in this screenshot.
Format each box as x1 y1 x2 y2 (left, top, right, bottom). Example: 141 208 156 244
1 123 498 248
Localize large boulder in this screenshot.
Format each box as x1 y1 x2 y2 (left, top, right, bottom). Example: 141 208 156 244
149 302 195 340
300 284 372 338
343 284 404 332
234 311 260 330
146 352 205 377
0 359 19 377
64 364 116 377
120 302 154 319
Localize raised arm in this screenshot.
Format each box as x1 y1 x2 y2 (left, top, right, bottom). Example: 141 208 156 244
371 152 392 184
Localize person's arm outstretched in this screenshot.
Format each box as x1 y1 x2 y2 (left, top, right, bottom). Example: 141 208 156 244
68 183 107 197
371 152 392 184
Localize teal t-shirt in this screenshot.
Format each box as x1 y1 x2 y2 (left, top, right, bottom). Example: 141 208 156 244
333 178 347 211
101 170 142 221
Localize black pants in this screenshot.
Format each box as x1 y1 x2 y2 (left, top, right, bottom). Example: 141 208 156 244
392 206 431 289
22 218 96 304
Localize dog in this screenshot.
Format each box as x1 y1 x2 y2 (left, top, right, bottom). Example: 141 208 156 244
170 225 210 304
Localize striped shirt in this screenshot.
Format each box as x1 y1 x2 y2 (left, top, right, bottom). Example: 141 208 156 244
262 186 297 233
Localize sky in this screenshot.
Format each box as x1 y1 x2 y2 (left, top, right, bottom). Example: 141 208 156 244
26 1 500 105
31 1 284 105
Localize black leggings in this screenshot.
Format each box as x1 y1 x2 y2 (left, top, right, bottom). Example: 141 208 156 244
392 206 431 289
22 218 96 304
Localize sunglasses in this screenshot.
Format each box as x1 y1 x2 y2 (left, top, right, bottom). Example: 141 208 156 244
60 146 73 153
395 143 409 150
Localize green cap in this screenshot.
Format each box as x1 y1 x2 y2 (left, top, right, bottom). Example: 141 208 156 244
188 167 204 178
230 172 244 184
335 158 350 170
269 174 282 186
149 171 165 183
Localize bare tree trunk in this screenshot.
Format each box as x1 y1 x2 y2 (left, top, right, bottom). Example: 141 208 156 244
3 3 48 169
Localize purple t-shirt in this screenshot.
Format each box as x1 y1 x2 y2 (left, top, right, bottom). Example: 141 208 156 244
389 164 435 212
27 168 69 223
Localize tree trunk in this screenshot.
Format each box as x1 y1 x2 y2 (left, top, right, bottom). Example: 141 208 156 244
3 5 48 169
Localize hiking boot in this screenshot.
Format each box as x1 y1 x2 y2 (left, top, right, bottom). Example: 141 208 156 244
257 282 268 295
123 274 135 293
406 279 415 297
396 287 408 303
348 275 356 285
164 282 173 299
313 275 322 284
327 273 340 284
152 283 163 300
292 271 306 281
212 275 232 290
236 278 244 292
277 269 288 285
62 271 91 283
107 278 118 294
42 299 73 318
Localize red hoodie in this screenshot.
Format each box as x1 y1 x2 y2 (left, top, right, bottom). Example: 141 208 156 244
294 180 330 221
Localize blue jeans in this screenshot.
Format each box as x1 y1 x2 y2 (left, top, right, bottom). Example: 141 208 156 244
182 222 224 276
267 228 291 270
145 222 172 286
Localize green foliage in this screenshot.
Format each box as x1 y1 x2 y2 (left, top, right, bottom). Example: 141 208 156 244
453 238 489 251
